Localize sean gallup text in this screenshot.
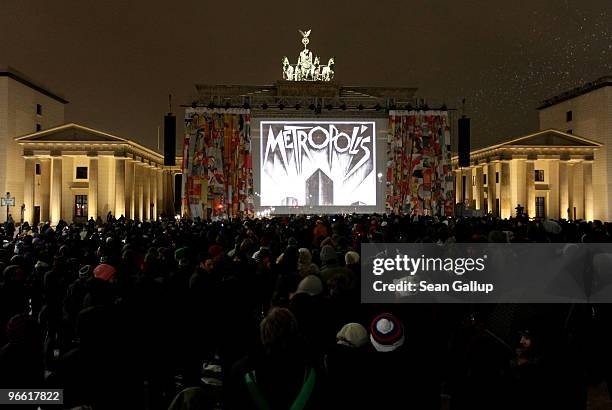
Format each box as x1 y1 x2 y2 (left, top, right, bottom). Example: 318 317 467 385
373 280 495 294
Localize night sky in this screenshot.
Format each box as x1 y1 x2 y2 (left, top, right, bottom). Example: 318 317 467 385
1 0 610 150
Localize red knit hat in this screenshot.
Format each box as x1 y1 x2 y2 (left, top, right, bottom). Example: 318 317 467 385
93 263 116 281
208 244 224 258
6 314 37 344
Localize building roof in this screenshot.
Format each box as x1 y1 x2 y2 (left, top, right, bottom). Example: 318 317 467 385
475 129 601 152
14 123 176 166
537 76 612 110
452 129 602 164
192 81 419 116
16 123 127 143
0 67 69 104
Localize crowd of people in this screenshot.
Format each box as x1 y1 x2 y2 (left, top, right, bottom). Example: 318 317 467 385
1 213 612 409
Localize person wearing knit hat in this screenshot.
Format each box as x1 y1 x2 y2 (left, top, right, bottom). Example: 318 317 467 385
207 244 224 261
174 246 189 262
78 265 93 279
319 245 337 265
370 313 405 352
297 248 319 277
6 313 39 344
336 323 368 348
313 219 329 245
319 244 351 284
295 274 323 297
324 321 371 409
93 263 116 281
344 251 360 265
34 260 50 271
0 313 43 389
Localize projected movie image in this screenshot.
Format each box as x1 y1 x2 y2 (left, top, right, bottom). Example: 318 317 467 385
260 121 376 207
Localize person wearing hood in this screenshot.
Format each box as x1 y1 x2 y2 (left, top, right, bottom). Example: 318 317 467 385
0 313 44 389
319 245 350 284
367 312 440 409
227 307 327 409
324 322 370 408
297 248 319 278
312 220 328 245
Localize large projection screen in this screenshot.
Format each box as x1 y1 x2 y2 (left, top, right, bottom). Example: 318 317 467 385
252 118 387 214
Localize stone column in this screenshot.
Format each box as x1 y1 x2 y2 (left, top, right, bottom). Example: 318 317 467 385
567 163 574 220
115 158 126 218
526 161 535 218
548 160 559 219
163 171 170 216
24 157 36 224
168 171 176 216
584 161 593 221
500 161 511 219
151 167 158 220
88 155 98 221
40 159 51 222
157 169 163 218
134 164 142 221
455 169 463 204
466 168 473 205
514 159 527 215
475 166 484 210
572 162 584 220
125 160 135 219
50 156 62 226
487 163 496 215
559 161 569 220
143 166 151 220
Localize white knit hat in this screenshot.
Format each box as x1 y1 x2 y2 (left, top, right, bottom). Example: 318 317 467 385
295 275 323 296
336 323 368 348
345 251 360 265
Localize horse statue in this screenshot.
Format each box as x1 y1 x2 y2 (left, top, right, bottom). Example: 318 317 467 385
321 57 335 81
310 56 320 80
282 57 291 80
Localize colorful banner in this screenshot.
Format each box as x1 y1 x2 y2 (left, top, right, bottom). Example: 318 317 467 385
386 111 453 216
183 108 253 219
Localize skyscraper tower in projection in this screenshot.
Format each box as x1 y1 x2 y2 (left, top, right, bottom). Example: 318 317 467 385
305 168 333 206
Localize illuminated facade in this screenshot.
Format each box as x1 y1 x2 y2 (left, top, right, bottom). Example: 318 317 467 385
0 68 66 223
15 124 179 225
538 76 612 221
452 129 600 220
453 76 611 221
185 81 455 217
0 69 180 225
